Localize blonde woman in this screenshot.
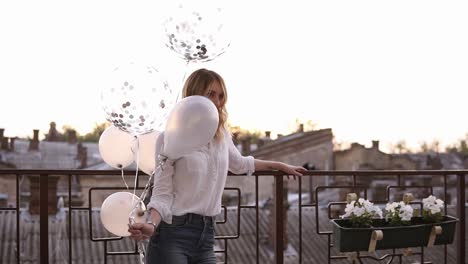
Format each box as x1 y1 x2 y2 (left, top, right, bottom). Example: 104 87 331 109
129 68 306 264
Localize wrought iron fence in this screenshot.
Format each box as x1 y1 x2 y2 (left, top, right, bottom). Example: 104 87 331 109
0 169 466 264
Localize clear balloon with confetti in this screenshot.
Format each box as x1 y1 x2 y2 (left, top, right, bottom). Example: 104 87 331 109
101 62 176 136
163 1 231 63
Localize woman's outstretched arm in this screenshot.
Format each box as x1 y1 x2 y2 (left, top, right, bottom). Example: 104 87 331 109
254 159 306 179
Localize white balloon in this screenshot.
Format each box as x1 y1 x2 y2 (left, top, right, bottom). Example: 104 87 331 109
136 131 163 175
163 96 219 159
100 192 146 237
99 126 136 169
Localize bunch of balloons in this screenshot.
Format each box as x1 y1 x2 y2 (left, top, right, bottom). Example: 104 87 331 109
98 3 229 259
98 95 219 175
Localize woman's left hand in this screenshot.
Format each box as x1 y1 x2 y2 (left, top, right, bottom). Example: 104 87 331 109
279 164 307 180
128 223 156 241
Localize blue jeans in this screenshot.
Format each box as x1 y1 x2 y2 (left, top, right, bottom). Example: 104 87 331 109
146 213 216 264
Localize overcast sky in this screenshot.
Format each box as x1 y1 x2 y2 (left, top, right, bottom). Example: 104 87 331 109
1 0 467 152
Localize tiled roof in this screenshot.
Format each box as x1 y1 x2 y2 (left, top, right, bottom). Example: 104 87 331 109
0 140 102 169
1 205 461 263
247 129 333 158
401 152 465 170
0 209 143 264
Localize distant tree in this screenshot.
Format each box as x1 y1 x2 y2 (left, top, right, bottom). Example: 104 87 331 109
61 125 78 142
419 139 441 153
333 137 350 151
445 133 468 157
289 118 318 133
305 119 318 131
419 141 430 153
459 136 468 156
228 124 262 143
62 125 76 133
429 139 441 153
390 140 411 154
80 122 110 142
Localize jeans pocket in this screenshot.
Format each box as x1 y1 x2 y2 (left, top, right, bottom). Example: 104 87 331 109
161 220 187 229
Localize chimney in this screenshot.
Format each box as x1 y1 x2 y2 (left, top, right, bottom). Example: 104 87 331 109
77 142 83 156
67 130 77 144
240 136 251 154
29 129 40 151
1 137 9 151
298 123 304 133
46 122 61 141
81 147 88 168
232 132 239 146
372 140 379 150
427 154 443 170
28 175 60 215
0 128 4 142
77 143 88 168
265 131 271 139
9 137 16 152
277 134 283 139
268 180 289 251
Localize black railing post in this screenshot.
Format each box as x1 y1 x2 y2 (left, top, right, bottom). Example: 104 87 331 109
457 173 466 264
16 174 20 264
274 175 284 264
40 174 49 264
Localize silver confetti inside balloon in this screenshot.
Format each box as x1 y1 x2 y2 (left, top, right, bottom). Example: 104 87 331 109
163 2 231 63
101 62 176 136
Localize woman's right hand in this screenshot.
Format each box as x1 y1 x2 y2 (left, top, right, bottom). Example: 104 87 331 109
128 223 156 241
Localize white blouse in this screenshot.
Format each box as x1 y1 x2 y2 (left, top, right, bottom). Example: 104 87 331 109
147 129 255 224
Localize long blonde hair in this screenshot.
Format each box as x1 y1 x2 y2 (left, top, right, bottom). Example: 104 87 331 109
182 68 228 141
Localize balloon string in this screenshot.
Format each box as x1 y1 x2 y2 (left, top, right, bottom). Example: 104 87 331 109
128 155 167 223
120 167 129 190
131 136 140 208
128 155 167 263
175 60 191 103
137 243 145 264
138 155 166 209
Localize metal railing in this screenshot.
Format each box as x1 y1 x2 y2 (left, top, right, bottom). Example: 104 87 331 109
0 169 466 263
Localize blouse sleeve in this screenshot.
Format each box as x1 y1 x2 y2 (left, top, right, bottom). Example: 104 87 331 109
228 134 255 176
146 132 175 224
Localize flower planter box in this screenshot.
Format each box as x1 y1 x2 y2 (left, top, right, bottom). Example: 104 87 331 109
332 216 458 252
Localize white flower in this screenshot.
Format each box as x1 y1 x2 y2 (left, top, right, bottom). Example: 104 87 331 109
386 202 398 211
341 201 356 218
346 201 356 211
353 207 365 217
399 204 414 221
359 198 369 206
423 195 444 213
340 198 383 219
421 195 445 222
372 206 383 218
423 195 436 204
385 201 413 223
